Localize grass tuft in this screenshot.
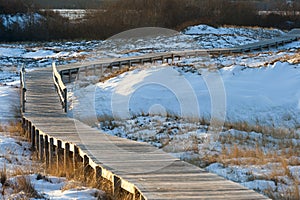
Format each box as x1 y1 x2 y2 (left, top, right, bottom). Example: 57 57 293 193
14 175 43 198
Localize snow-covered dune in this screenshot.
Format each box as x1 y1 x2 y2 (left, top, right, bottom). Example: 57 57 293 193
72 61 300 128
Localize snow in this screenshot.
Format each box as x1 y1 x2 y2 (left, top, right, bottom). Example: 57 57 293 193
182 25 285 48
0 131 105 199
0 24 300 199
0 13 43 29
72 62 300 128
184 24 284 36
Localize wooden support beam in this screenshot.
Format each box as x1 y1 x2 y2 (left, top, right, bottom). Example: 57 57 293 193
95 166 102 188
44 135 49 167
68 69 71 83
39 135 44 162
134 188 145 200
85 66 88 76
27 121 31 140
83 155 89 181
113 176 122 198
31 126 35 150
49 138 54 168
35 129 39 155
56 140 63 172
73 145 80 173
64 143 70 172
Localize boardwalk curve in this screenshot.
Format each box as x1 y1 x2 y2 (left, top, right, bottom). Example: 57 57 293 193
20 29 300 199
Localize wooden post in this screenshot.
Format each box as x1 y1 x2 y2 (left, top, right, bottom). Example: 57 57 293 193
83 155 89 180
31 126 35 150
39 135 44 162
35 129 39 155
22 118 26 136
49 138 54 168
100 65 103 78
95 166 102 188
44 135 49 167
85 66 88 76
171 54 174 64
23 119 28 137
77 69 80 80
73 145 80 173
113 175 121 198
119 62 122 70
63 88 67 113
68 69 71 83
57 140 63 172
93 65 96 75
27 121 31 140
134 188 145 200
22 88 26 113
64 143 70 172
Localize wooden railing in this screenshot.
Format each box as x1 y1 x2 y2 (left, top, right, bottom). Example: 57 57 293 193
52 62 68 112
20 65 26 113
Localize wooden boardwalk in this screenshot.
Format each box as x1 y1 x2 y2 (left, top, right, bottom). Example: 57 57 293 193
20 29 300 199
57 29 300 82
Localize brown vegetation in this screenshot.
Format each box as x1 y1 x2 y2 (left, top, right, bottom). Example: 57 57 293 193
1 0 300 41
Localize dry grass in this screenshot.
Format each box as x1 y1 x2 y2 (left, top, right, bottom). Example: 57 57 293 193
0 167 44 199
211 144 300 167
264 179 300 200
14 175 42 198
99 66 132 83
6 120 24 137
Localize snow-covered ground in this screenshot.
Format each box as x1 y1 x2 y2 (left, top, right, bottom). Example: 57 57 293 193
72 62 300 129
0 13 43 29
0 24 299 199
0 128 105 199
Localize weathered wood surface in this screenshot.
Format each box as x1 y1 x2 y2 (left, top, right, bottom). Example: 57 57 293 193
23 71 270 200
20 29 300 199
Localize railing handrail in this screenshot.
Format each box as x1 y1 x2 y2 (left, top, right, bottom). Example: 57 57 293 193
52 62 67 112
20 65 26 113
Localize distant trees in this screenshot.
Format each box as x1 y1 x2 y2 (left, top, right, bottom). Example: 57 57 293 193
0 0 37 14
0 0 299 41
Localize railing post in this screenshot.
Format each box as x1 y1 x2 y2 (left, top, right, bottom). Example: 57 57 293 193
56 140 63 172
35 129 40 155
64 88 67 113
113 175 122 198
95 166 102 188
39 135 44 162
20 65 26 113
31 126 35 150
53 62 68 113
68 69 71 83
64 143 70 173
44 135 49 168
49 138 54 168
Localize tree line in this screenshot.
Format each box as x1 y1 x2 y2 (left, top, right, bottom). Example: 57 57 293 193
0 0 300 41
